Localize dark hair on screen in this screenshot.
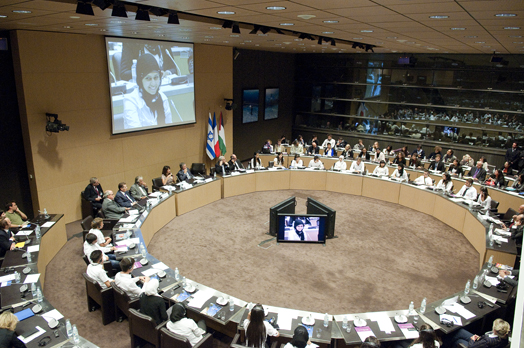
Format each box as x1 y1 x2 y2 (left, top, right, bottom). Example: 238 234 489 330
408 324 440 348
246 304 266 348
162 166 171 176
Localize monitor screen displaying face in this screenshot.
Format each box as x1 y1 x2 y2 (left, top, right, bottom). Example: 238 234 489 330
277 215 326 243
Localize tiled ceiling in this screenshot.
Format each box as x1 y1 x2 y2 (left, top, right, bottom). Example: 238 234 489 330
0 0 523 54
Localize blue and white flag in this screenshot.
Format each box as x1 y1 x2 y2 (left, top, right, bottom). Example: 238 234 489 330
206 112 216 160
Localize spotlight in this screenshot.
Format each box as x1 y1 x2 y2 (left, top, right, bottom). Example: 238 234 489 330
318 36 323 45
92 0 111 10
232 22 240 34
167 11 179 24
111 2 127 17
250 25 261 34
222 20 233 29
150 7 168 16
224 99 237 111
76 1 94 16
135 6 150 21
331 39 336 46
365 44 374 52
299 33 308 39
260 26 271 34
45 113 69 134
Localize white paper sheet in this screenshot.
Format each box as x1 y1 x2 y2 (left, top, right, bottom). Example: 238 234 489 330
355 326 375 342
18 326 46 343
41 309 64 323
369 313 395 333
142 268 160 277
0 274 15 283
152 262 169 270
485 276 500 286
128 209 140 216
399 323 419 339
15 230 32 236
149 192 162 198
119 216 137 223
187 290 214 309
275 310 295 331
27 245 39 253
1 281 11 287
23 274 40 284
116 238 140 246
41 222 55 228
492 235 508 243
454 304 475 320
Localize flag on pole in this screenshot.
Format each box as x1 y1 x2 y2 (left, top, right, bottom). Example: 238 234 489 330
218 112 227 156
206 113 216 160
213 112 220 157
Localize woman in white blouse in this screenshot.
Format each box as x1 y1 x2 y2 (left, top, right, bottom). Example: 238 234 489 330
333 155 347 171
436 172 453 192
244 304 279 347
477 186 492 211
373 160 389 176
391 163 409 182
250 152 263 169
273 152 285 168
290 154 303 168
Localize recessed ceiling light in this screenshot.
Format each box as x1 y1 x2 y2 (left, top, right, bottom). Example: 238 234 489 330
223 40 229 43
496 13 517 17
322 32 334 34
280 23 294 26
85 23 98 26
353 37 362 40
451 28 466 30
12 10 31 14
204 36 213 38
158 34 165 37
69 16 80 19
230 34 239 37
181 37 189 40
298 43 304 46
513 41 523 44
429 15 449 19
204 39 210 41
297 14 316 19
179 29 192 32
258 33 267 36
209 27 222 30
111 20 123 24
509 35 522 38
406 41 415 44
255 44 259 46
386 36 397 39
360 29 373 32
100 29 106 32
464 35 477 38
283 42 291 44
475 41 485 43
323 20 339 23
266 6 286 10
131 31 138 34
63 25 71 28
244 40 252 42
217 11 235 15
376 41 384 44
482 45 491 48
240 42 245 45
0 15 7 18
275 43 282 46
504 27 520 30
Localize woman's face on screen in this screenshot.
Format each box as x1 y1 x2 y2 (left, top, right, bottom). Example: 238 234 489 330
142 71 160 95
295 224 303 231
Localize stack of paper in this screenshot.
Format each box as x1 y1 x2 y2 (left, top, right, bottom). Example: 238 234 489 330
369 313 394 334
398 323 419 339
188 290 213 309
355 327 375 341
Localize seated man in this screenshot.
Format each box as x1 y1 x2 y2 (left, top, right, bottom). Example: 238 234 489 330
374 147 385 163
321 134 336 148
228 154 244 171
86 250 114 289
324 143 335 157
456 178 477 200
335 137 346 148
428 154 445 172
129 176 149 201
442 149 457 163
349 158 365 174
470 161 487 182
214 156 230 175
447 159 464 176
414 170 433 186
412 144 425 158
499 268 519 287
83 233 120 271
84 177 104 213
307 142 319 155
114 182 138 208
308 155 324 169
333 155 347 171
102 190 130 219
114 257 150 298
0 219 15 257
177 162 194 182
408 154 421 168
4 201 27 229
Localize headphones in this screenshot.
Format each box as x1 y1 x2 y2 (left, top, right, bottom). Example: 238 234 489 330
38 336 51 346
440 318 454 328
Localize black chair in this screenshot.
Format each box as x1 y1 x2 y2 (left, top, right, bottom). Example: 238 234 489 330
112 283 140 322
82 273 115 325
497 208 518 222
160 327 213 348
82 254 114 277
209 167 216 177
81 191 93 219
129 308 164 348
81 215 93 231
191 163 206 176
268 161 274 168
152 177 164 192
490 199 500 213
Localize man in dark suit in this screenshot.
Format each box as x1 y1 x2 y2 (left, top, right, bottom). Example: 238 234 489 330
84 177 104 213
114 183 138 208
129 176 149 201
505 142 520 170
307 142 320 155
215 156 230 175
428 154 445 171
102 190 129 219
0 219 15 257
177 162 194 182
228 154 244 172
470 161 487 182
411 144 425 159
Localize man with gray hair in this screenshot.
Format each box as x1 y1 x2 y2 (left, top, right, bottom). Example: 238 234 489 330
84 177 104 214
177 162 194 182
129 176 148 201
102 190 129 219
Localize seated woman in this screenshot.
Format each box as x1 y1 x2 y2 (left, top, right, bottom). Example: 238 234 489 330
274 139 286 153
501 161 512 176
167 303 207 346
283 326 315 348
477 186 492 211
392 152 406 165
373 160 389 176
383 145 394 156
244 304 279 347
290 154 303 168
447 159 464 176
341 144 353 159
436 173 453 192
123 53 172 129
512 174 524 191
408 324 440 348
273 152 285 168
358 147 370 161
162 165 175 185
250 152 263 169
391 163 408 182
485 169 505 188
443 318 509 348
0 311 25 348
139 278 167 325
89 217 111 247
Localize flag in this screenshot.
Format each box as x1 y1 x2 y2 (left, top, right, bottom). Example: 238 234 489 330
357 102 368 117
213 112 220 157
218 112 227 156
206 113 215 160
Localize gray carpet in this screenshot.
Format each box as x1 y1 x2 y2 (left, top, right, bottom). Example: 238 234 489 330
44 190 479 347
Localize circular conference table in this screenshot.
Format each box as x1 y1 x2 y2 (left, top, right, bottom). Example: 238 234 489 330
105 162 520 347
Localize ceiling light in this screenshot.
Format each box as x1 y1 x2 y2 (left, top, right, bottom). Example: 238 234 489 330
495 13 517 17
99 29 106 31
131 31 138 34
230 34 239 37
244 40 252 42
0 15 7 18
323 20 339 23
429 15 449 19
513 41 523 44
209 27 222 30
322 32 333 34
475 41 485 43
135 6 150 21
450 28 466 30
85 23 98 26
386 36 397 39
353 37 362 40
297 15 316 19
168 11 179 24
217 11 235 15
464 35 477 38
111 2 127 18
63 25 71 28
509 35 522 38
360 30 373 32
280 23 294 26
266 6 286 10
504 27 520 30
12 10 32 14
69 16 80 19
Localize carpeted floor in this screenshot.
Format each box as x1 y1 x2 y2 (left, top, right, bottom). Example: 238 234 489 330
44 190 479 347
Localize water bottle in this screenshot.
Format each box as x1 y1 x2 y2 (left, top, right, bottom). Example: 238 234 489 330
36 287 43 303
35 225 41 240
342 316 348 329
487 255 494 268
175 268 180 281
489 233 494 247
182 276 187 287
408 301 415 314
464 280 471 295
473 275 479 289
489 223 494 234
66 319 73 338
213 171 216 179
72 324 80 344
31 283 36 298
140 243 146 258
459 172 462 179
131 59 137 83
323 313 329 327
420 298 427 314
43 208 49 219
14 271 20 283
229 297 235 311
27 251 32 263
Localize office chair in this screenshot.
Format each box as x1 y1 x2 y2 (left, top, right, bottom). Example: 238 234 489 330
82 273 115 325
190 163 206 176
160 327 213 348
129 308 164 348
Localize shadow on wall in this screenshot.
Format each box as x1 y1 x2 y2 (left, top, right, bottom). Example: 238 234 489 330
37 135 63 168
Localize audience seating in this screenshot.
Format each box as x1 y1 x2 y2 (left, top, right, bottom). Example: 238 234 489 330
81 191 94 219
191 163 206 176
152 177 163 192
112 283 140 322
491 199 500 212
230 333 277 348
129 308 164 348
81 215 93 231
82 255 115 278
160 327 213 348
82 273 115 325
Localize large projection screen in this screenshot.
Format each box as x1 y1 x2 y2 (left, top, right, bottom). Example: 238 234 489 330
105 37 196 134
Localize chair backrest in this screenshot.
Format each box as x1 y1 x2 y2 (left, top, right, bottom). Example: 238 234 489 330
81 215 94 231
152 177 163 191
83 272 103 301
112 282 134 306
160 327 192 348
503 208 518 221
129 308 160 346
268 161 274 168
491 200 500 210
210 167 216 176
97 210 106 218
82 255 90 266
191 163 206 176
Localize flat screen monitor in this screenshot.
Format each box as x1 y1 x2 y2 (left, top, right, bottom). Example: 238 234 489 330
277 214 326 244
268 197 296 236
105 37 196 135
306 197 336 239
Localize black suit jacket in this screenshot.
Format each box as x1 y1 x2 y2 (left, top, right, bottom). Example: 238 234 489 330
358 152 371 161
177 169 193 182
114 190 136 208
0 230 14 258
308 145 319 155
215 162 229 175
0 328 25 348
429 161 445 171
505 148 520 164
447 164 463 176
470 167 487 181
228 160 244 171
84 184 103 203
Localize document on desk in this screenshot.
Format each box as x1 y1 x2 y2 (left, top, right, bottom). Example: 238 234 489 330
142 268 160 277
275 309 297 331
18 326 46 344
355 326 375 342
495 229 511 236
0 274 15 283
152 262 169 270
119 216 137 223
369 313 395 333
41 222 55 228
116 238 140 246
15 230 32 236
454 304 475 320
398 323 419 339
187 289 214 309
128 209 140 216
23 274 40 284
27 245 39 253
41 309 64 323
450 197 465 203
485 276 500 286
492 235 508 243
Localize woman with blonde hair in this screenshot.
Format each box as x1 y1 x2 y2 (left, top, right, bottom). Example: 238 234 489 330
0 311 25 347
443 318 509 348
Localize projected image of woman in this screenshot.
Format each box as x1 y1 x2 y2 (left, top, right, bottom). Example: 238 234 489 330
287 219 310 241
123 53 172 129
